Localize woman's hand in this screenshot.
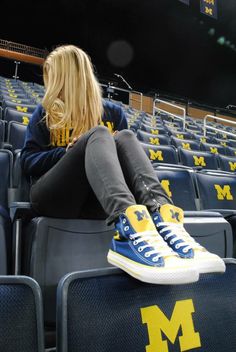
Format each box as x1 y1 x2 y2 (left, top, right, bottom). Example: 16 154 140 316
66 137 79 151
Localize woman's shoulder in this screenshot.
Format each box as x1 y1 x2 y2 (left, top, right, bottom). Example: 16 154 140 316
102 99 124 114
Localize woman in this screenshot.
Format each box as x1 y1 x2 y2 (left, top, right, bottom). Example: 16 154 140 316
20 44 225 285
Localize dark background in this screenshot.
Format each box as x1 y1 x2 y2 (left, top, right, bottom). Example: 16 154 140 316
0 0 236 108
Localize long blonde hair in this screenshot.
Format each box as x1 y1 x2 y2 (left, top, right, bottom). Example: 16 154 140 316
42 44 103 142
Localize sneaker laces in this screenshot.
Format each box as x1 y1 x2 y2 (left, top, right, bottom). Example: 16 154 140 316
129 230 177 261
158 222 203 252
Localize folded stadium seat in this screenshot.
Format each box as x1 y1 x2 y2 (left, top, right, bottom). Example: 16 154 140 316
154 165 233 256
194 170 236 212
178 147 219 170
200 142 226 155
194 169 236 256
1 92 29 100
57 260 236 352
4 107 32 125
0 276 44 352
137 130 170 145
2 100 37 113
140 123 167 135
170 136 200 150
228 139 236 148
0 149 13 274
169 130 195 140
4 121 27 153
217 154 236 173
139 142 179 165
193 134 214 144
212 137 230 147
226 146 236 157
154 165 199 210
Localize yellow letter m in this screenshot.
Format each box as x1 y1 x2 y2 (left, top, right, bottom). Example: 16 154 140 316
214 184 233 200
193 156 206 167
141 299 201 352
149 149 163 161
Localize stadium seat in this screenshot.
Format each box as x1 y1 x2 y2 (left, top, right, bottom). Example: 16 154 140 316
169 130 194 140
154 165 233 257
4 107 32 124
178 148 219 170
139 142 179 164
57 260 236 352
140 124 167 135
154 165 199 210
137 129 170 145
170 136 200 150
217 154 236 173
194 170 236 211
6 121 27 152
200 142 226 155
0 275 44 352
2 100 37 113
0 149 13 274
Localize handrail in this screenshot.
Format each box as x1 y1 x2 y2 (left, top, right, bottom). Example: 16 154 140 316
129 90 143 111
203 114 236 138
0 39 47 58
153 98 186 129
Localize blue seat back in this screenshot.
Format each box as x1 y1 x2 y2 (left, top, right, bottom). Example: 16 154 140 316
0 276 44 352
57 260 236 352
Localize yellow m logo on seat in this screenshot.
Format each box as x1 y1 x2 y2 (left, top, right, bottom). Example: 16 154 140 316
149 138 159 145
149 149 163 161
176 134 184 139
193 156 206 167
229 162 236 171
151 129 158 135
210 147 218 154
141 299 201 352
161 180 172 197
16 106 28 112
205 6 213 15
214 184 233 200
182 143 191 150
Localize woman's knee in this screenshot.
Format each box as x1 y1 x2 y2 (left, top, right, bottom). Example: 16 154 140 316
90 125 112 138
115 129 136 144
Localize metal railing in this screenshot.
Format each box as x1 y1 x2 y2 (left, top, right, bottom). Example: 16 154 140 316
0 39 48 58
153 98 186 128
203 114 236 138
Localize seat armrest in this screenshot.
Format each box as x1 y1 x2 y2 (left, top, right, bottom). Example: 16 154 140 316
9 201 35 222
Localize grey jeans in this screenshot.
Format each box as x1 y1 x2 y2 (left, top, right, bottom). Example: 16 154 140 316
30 126 171 224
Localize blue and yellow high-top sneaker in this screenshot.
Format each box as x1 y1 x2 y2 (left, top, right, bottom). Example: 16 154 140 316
107 204 199 284
152 204 226 274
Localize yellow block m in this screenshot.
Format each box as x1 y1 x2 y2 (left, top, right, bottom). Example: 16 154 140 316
210 147 218 154
205 6 213 16
141 299 201 352
182 143 191 150
229 162 236 171
214 184 233 200
193 156 206 167
149 138 160 145
149 149 163 161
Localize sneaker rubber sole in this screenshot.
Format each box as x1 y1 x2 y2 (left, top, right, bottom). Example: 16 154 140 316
107 250 199 285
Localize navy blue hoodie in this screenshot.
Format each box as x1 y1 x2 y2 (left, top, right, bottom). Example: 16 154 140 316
20 100 128 177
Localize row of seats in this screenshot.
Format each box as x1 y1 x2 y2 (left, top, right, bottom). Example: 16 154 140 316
2 259 236 352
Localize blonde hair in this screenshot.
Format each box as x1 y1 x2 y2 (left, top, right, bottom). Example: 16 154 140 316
42 44 103 142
